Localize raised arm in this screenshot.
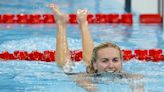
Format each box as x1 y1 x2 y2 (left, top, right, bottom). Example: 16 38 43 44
77 9 94 66
49 5 98 91
48 4 73 71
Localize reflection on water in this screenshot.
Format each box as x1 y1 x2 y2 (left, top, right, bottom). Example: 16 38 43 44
1 60 164 92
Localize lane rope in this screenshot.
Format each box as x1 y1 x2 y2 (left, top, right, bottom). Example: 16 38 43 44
0 49 164 62
0 14 162 24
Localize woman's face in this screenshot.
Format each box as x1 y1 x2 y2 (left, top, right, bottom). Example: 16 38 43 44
93 47 122 73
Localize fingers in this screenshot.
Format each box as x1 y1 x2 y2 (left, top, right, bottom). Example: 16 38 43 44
47 4 59 10
77 9 88 15
77 9 89 23
47 3 62 16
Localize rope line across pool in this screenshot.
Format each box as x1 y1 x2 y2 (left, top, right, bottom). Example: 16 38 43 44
0 14 162 24
0 49 164 62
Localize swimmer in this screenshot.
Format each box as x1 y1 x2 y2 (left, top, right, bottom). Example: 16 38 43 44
48 4 144 92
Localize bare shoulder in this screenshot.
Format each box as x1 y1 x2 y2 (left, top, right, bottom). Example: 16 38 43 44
75 72 89 79
67 72 88 79
125 73 144 80
69 73 99 92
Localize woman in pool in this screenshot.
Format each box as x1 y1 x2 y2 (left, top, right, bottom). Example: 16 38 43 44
48 4 144 92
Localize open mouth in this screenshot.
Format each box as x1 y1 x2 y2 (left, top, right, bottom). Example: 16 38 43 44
105 70 115 73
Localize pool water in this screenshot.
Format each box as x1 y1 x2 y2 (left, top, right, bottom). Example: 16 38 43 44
0 0 164 92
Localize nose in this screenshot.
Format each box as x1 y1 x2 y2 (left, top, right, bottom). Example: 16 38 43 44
105 61 115 71
108 60 114 67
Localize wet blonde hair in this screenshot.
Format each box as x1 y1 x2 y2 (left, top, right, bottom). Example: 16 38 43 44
86 42 123 74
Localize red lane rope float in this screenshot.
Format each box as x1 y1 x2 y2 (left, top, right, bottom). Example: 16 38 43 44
140 14 162 24
0 13 134 25
0 14 162 24
0 49 164 62
1 14 162 24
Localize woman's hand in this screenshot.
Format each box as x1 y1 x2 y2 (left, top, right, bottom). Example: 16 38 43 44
48 4 68 24
77 9 88 24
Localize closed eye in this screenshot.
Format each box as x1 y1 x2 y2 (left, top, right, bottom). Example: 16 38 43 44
112 58 119 62
101 58 109 63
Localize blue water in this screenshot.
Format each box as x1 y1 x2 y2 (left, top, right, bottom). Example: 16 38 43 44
0 0 164 92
